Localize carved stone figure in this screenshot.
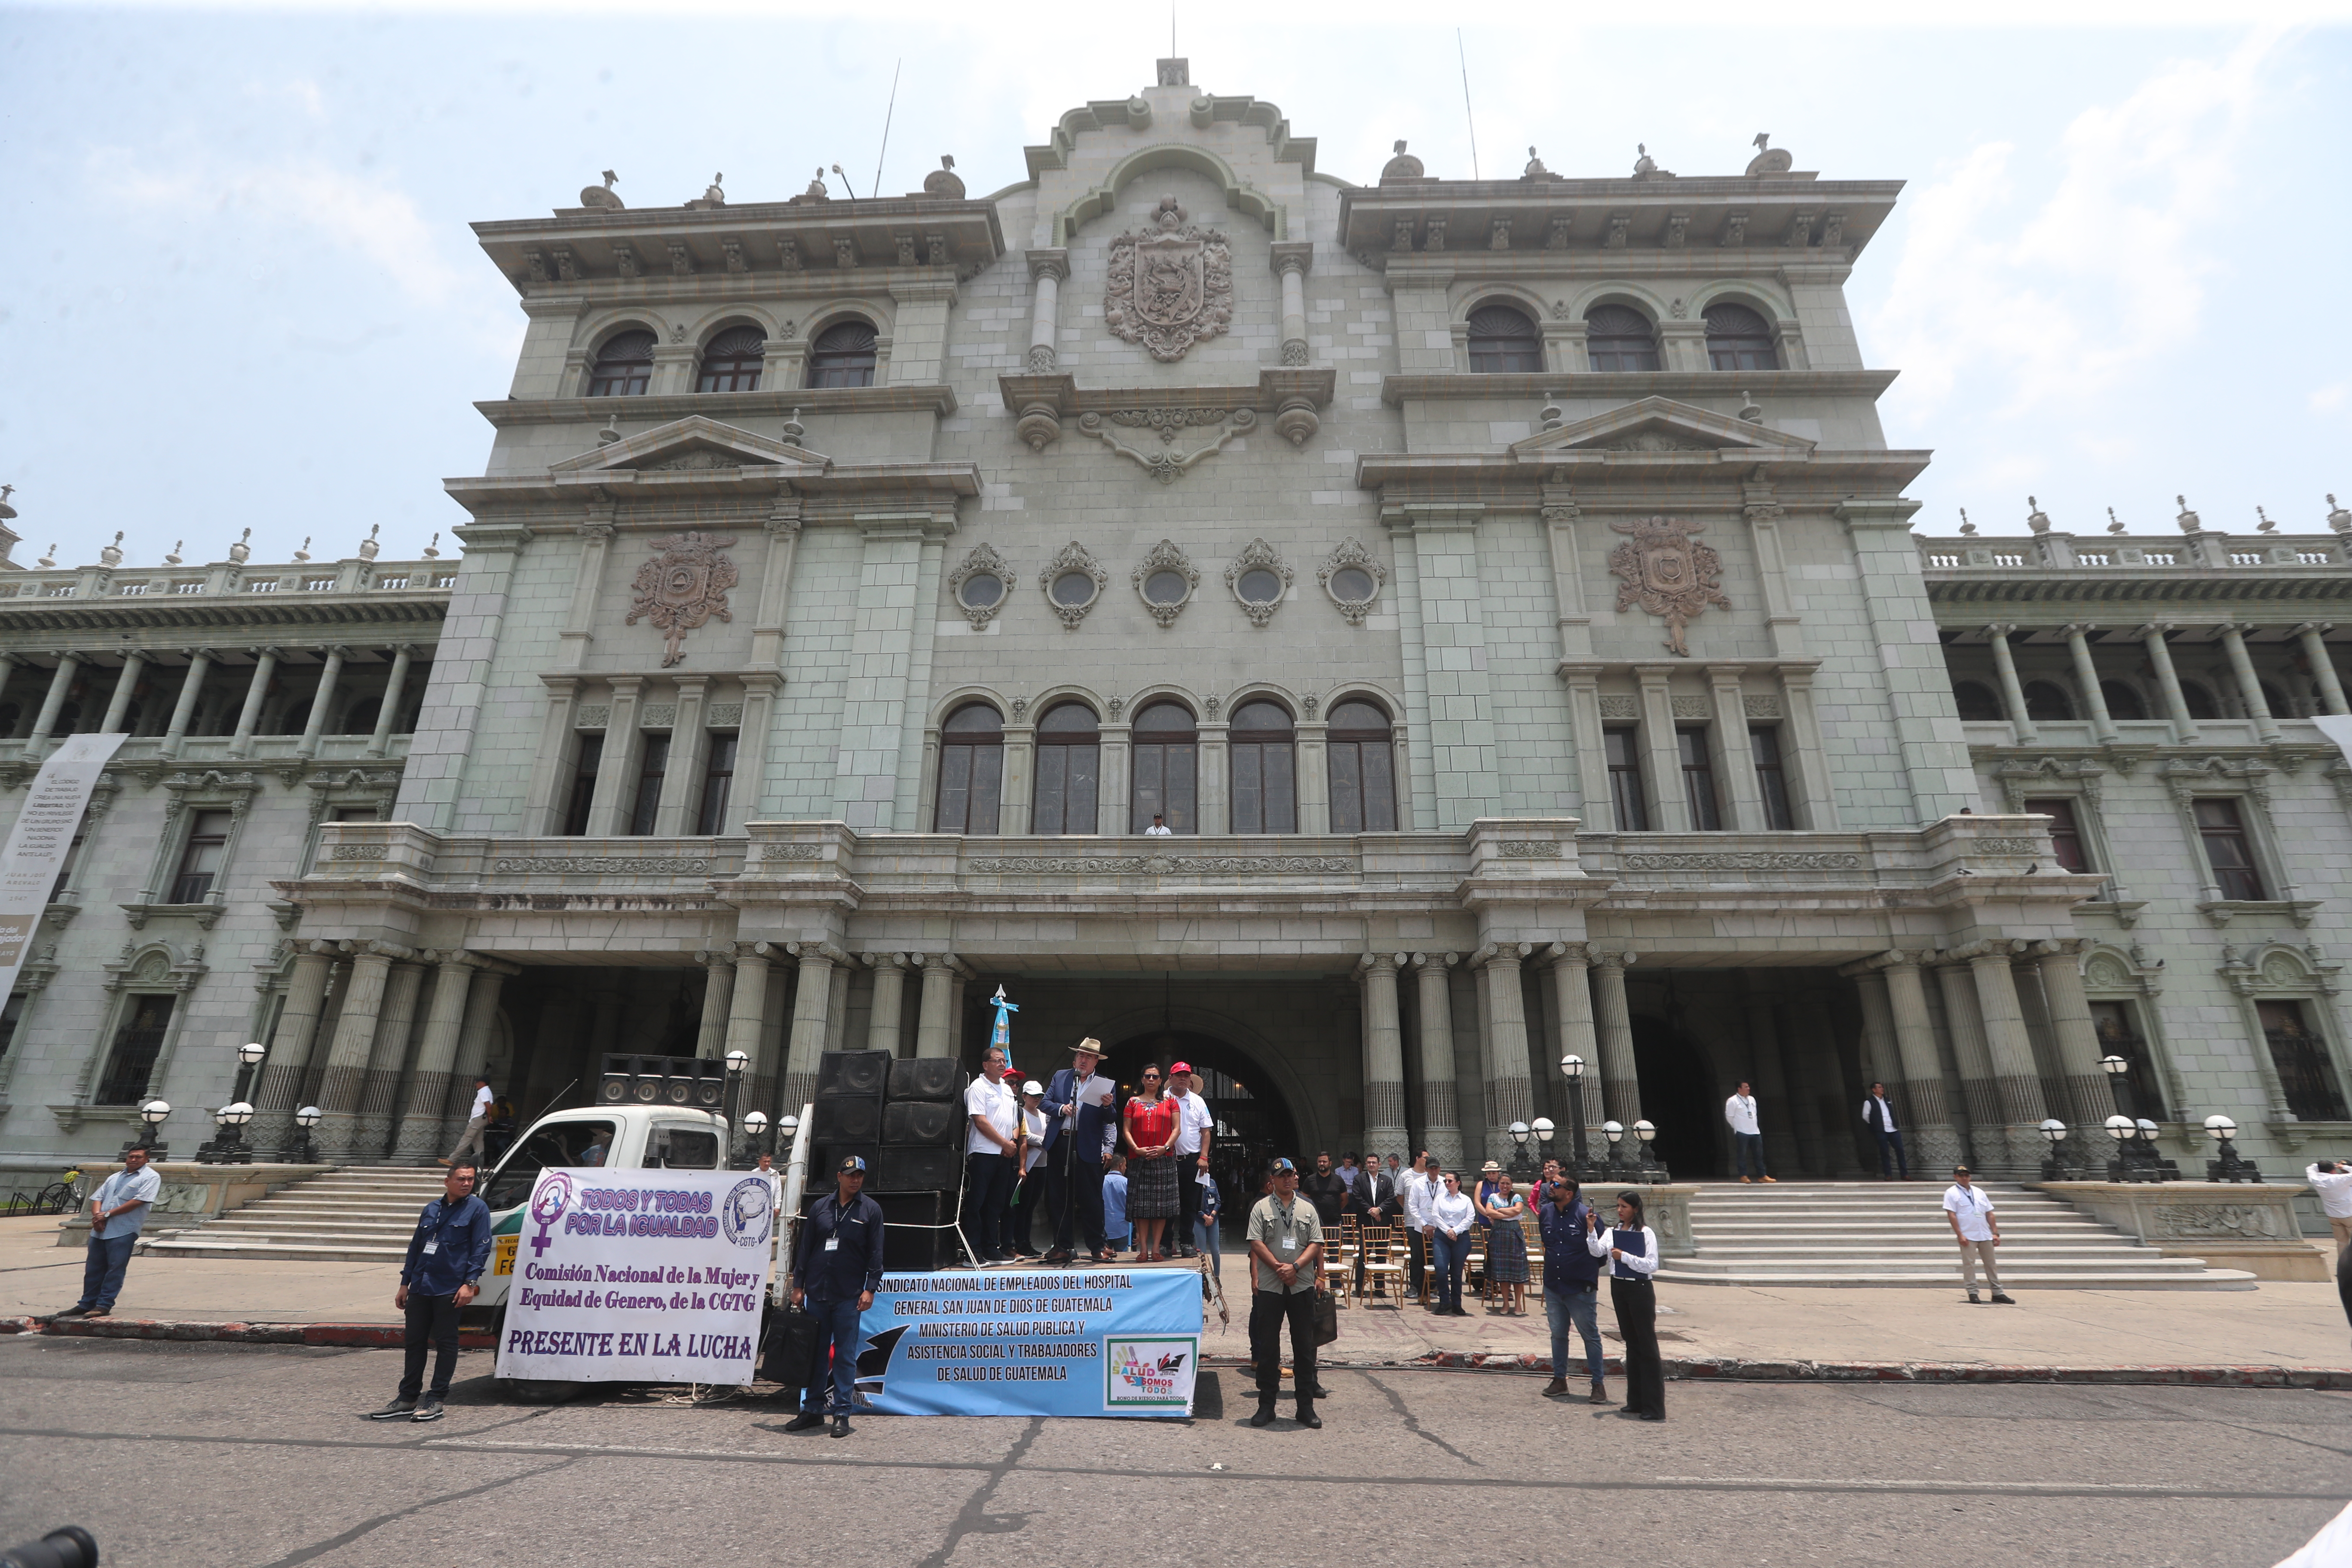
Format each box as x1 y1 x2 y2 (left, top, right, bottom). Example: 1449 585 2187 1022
580 170 623 210
1608 516 1730 657
626 532 739 667
1104 197 1233 362
923 155 965 199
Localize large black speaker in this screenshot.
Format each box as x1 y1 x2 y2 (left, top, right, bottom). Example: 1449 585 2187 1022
600 1053 724 1108
879 1145 961 1191
887 1058 968 1103
881 1099 961 1146
811 1142 880 1179
797 1188 953 1273
817 1050 891 1098
814 1094 882 1143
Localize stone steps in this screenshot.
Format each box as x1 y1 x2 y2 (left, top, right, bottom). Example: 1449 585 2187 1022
143 1166 455 1264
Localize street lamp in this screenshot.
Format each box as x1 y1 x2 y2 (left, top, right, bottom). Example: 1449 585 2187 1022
133 1100 172 1162
742 1110 770 1164
1506 1120 1534 1180
1632 1118 1669 1183
2099 1054 2134 1117
2037 1118 2074 1182
1559 1055 1593 1180
722 1050 750 1167
290 1104 322 1165
1531 1117 1555 1183
2135 1117 2180 1182
198 1101 256 1166
2203 1114 2262 1183
231 1041 266 1105
1599 1119 1632 1180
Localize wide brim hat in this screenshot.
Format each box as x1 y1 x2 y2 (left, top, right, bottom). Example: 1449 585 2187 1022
1072 1037 1104 1057
1480 1160 1502 1173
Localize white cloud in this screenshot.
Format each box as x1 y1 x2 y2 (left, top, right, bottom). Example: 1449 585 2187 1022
2313 382 2350 415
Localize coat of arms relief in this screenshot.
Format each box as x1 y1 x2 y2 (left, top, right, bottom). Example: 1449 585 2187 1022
1105 197 1233 362
627 531 739 666
1608 516 1730 657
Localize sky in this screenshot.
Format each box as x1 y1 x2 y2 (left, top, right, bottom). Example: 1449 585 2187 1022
1 4 2349 570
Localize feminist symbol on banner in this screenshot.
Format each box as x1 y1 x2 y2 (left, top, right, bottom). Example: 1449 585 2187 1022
988 985 1018 1051
529 1171 575 1259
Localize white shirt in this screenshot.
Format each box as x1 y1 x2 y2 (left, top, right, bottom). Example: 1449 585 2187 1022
965 1074 1020 1157
1429 1190 1475 1237
1724 1094 1760 1136
1145 822 1173 836
1943 1183 1997 1242
1400 1170 1431 1228
470 1084 494 1119
1020 1107 1047 1173
1862 1095 1898 1133
2306 1164 2352 1219
753 1167 784 1213
1586 1223 1660 1280
1173 1090 1213 1155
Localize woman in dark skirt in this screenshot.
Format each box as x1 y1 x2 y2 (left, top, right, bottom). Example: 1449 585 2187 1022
1590 1188 1664 1421
1121 1065 1182 1262
1479 1173 1530 1313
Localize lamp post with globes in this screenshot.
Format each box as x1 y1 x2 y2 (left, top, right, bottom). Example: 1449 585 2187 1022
1632 1119 1670 1183
721 1050 749 1166
2037 1118 2076 1182
1599 1120 1636 1181
129 1100 171 1162
2202 1114 2262 1182
289 1105 323 1165
1531 1118 1555 1186
741 1110 770 1167
196 1043 269 1164
1559 1054 1592 1182
1506 1120 1535 1181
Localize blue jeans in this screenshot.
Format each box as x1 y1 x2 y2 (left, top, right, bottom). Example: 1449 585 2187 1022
1432 1231 1467 1311
802 1295 864 1415
1546 1284 1604 1381
1733 1132 1768 1179
77 1233 136 1311
1194 1213 1221 1277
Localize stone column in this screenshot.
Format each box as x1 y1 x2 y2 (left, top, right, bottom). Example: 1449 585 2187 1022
914 954 956 1058
825 961 852 1053
1880 956 1962 1170
2220 624 2281 742
1359 953 1408 1161
1984 625 2036 744
161 649 213 758
781 946 837 1115
695 953 734 1059
26 654 82 745
2064 625 2117 743
1547 943 1602 1138
296 645 347 757
394 957 475 1163
866 952 909 1057
443 965 509 1146
364 645 415 758
2297 623 2349 715
355 960 426 1157
2035 942 2114 1136
727 945 773 1114
1969 947 2052 1171
1593 951 1642 1126
1410 953 1462 1168
252 945 337 1149
2140 623 2200 743
654 676 710 836
1935 959 2003 1149
1024 249 1068 370
1271 242 1312 366
1476 944 1535 1152
227 647 279 759
1707 664 1764 829
585 676 645 836
313 944 401 1158
99 651 147 734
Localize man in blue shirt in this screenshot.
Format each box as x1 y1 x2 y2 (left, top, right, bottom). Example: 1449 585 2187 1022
1101 1154 1131 1257
786 1155 886 1438
55 1144 162 1320
1537 1174 1610 1405
369 1164 493 1423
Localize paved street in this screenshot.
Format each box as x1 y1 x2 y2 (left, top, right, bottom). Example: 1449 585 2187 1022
2 1336 2346 1568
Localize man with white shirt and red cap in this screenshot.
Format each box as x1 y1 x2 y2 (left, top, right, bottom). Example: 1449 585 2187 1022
1169 1060 1213 1259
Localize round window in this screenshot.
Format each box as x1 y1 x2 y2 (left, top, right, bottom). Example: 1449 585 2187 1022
957 573 1003 609
1143 570 1190 605
1329 567 1376 601
1237 569 1284 604
1051 570 1097 606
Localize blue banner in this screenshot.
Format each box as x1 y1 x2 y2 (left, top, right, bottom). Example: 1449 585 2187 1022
848 1268 1203 1418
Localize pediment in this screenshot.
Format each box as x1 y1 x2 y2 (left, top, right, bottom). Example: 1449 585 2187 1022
548 415 832 475
1510 396 1817 460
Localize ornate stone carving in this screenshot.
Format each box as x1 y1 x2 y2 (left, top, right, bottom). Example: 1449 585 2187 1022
1608 516 1731 657
946 542 1013 630
1496 841 1564 859
1963 837 2040 856
1605 431 1713 453
1316 538 1387 626
761 843 826 862
639 704 677 729
1038 541 1108 629
575 706 611 730
966 855 1355 876
1131 539 1200 628
644 450 749 471
1111 407 1230 444
1669 695 1711 719
1076 408 1254 484
706 704 744 726
490 856 714 875
1103 197 1233 362
1596 695 1639 719
626 532 739 667
2151 1204 2278 1239
1743 695 1782 719
1225 538 1294 628
1623 852 1863 871
328 843 387 861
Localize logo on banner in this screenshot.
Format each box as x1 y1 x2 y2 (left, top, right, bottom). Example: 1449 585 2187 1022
1105 1335 1197 1410
527 1171 576 1258
720 1178 774 1249
852 1325 911 1405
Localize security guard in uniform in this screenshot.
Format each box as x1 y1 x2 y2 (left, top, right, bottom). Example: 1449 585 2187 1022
785 1155 886 1437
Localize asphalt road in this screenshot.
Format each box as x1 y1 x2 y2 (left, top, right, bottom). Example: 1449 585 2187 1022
1 1338 2346 1568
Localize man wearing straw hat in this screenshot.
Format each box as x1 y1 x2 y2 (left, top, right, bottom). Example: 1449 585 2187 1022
1041 1038 1118 1265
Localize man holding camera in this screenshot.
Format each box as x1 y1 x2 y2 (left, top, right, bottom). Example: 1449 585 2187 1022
2307 1159 2352 1256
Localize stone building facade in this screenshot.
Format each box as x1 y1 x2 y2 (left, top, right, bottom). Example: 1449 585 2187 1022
3 63 2348 1199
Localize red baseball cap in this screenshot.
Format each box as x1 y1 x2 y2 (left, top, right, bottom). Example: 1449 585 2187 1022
1169 1061 1193 1075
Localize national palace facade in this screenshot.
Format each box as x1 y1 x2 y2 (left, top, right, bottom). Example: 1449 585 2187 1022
4 61 2349 1204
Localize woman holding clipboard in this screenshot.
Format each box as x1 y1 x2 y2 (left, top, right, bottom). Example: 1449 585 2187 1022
1586 1189 1665 1422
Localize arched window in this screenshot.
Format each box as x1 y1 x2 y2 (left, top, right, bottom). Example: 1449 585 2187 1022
1703 302 1779 371
2021 680 2075 722
1031 701 1099 836
1584 305 1660 372
587 329 655 397
2099 681 2148 722
934 703 1004 834
1465 305 1542 374
1228 700 1296 834
1129 701 1197 834
806 319 878 389
2180 680 2221 721
1326 699 1397 833
1951 680 2004 723
342 697 382 736
697 326 766 392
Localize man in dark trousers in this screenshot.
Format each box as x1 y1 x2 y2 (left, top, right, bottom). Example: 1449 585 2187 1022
1537 1173 1609 1405
369 1163 492 1423
1861 1083 1908 1180
1245 1158 1326 1430
786 1155 885 1438
1301 1151 1349 1231
1041 1038 1118 1265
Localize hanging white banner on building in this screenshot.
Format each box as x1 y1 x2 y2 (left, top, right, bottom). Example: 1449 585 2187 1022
0 731 127 994
496 1167 776 1386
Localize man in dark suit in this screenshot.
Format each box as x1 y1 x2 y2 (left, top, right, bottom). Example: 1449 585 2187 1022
1041 1037 1118 1265
1861 1083 1908 1180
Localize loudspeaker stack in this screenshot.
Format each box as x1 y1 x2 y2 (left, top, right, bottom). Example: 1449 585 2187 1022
805 1050 969 1272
